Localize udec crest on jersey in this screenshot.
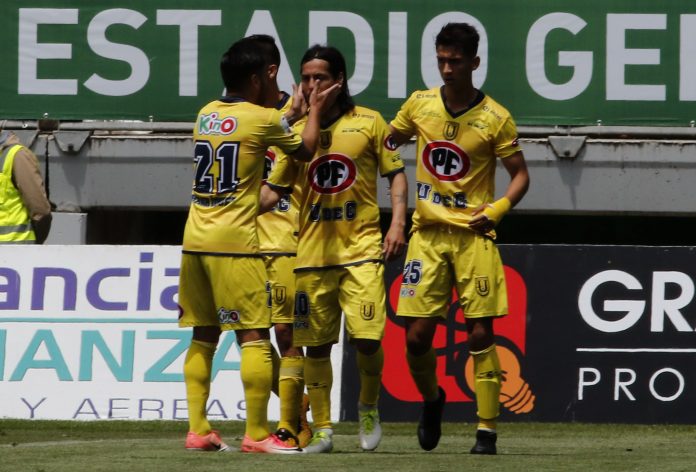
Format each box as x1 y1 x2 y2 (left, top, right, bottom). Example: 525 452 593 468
308 153 358 194
422 140 470 181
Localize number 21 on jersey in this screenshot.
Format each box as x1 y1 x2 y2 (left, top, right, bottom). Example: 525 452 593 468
193 140 240 195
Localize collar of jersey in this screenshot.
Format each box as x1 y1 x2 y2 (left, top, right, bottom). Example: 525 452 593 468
440 86 484 118
320 109 346 129
276 91 291 110
219 96 248 103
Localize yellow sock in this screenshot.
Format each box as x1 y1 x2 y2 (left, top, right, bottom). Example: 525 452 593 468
240 339 273 441
357 346 384 406
471 343 501 426
184 340 216 436
304 356 333 430
271 345 280 396
406 347 439 401
277 356 304 434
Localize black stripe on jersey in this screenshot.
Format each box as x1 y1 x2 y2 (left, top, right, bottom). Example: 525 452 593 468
440 86 484 118
293 258 383 272
259 251 297 257
182 250 263 258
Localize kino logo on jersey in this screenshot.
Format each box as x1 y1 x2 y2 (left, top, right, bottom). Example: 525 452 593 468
308 153 357 194
422 141 470 181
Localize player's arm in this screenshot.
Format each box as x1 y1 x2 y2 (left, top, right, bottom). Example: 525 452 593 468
382 170 408 260
260 151 297 214
289 83 341 161
388 126 413 148
469 151 530 234
259 184 285 214
500 151 530 207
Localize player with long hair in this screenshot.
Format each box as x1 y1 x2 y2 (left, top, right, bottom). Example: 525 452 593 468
261 44 408 453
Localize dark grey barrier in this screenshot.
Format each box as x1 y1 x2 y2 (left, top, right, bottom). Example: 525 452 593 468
341 245 696 423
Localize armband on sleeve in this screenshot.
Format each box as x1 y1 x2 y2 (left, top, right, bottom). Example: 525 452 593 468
482 197 512 225
280 116 291 134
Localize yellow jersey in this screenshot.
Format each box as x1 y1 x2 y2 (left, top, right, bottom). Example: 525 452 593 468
267 105 405 270
182 97 302 255
257 93 300 255
391 87 521 233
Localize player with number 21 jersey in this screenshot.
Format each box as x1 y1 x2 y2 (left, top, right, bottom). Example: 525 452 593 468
183 97 302 256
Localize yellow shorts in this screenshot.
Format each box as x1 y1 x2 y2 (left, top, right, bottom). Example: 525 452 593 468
178 253 271 330
263 255 296 325
397 226 508 319
293 262 386 346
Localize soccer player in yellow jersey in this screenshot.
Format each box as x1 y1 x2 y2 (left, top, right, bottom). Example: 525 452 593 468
389 23 530 455
177 35 338 454
252 34 311 448
262 45 408 453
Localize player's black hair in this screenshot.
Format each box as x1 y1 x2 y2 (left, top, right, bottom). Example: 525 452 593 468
246 34 281 67
436 23 479 58
220 36 271 93
300 44 355 115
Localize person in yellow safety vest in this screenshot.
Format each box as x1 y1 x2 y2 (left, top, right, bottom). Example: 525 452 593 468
0 130 52 244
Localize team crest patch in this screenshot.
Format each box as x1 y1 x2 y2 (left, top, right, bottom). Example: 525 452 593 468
475 276 490 297
217 307 241 324
320 130 332 148
444 121 460 140
360 302 375 320
273 286 287 305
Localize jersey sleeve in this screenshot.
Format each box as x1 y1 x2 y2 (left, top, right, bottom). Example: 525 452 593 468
373 112 405 177
390 91 418 137
266 150 299 192
493 115 523 159
263 109 304 155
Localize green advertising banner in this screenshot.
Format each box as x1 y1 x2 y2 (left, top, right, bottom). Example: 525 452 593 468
2 0 695 125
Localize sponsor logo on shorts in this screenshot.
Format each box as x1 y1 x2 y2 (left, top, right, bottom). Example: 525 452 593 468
360 302 376 320
475 276 490 296
217 307 240 324
400 287 416 298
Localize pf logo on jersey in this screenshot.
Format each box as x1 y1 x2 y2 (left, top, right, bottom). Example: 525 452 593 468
308 153 357 194
263 149 276 181
422 141 470 182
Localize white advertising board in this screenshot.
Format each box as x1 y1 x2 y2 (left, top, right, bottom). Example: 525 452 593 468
0 246 343 421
